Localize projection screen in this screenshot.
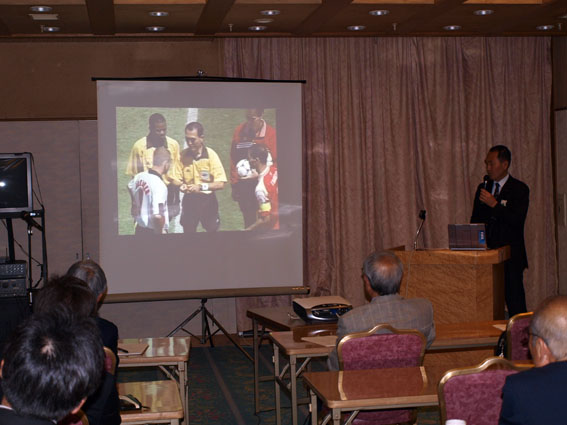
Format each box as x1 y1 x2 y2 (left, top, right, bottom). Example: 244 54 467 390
97 79 303 295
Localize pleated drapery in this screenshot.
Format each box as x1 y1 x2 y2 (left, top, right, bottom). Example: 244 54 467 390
223 37 555 331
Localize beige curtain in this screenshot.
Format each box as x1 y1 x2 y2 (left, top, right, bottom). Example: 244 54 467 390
223 37 555 331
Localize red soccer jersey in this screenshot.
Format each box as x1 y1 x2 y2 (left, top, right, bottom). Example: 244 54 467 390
230 120 277 184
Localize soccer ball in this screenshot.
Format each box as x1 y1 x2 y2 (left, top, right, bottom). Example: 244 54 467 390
236 159 252 178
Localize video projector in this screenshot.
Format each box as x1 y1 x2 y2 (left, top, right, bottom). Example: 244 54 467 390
293 296 352 322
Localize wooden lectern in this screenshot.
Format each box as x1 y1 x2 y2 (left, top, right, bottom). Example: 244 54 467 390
392 247 510 324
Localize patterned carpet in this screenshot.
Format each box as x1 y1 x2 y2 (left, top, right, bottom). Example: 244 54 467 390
119 344 441 424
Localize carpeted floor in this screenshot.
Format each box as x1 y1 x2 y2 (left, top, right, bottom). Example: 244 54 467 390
119 344 441 424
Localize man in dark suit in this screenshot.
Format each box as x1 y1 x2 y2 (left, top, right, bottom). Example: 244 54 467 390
328 251 435 370
0 311 104 425
67 260 121 425
471 145 529 317
499 296 567 424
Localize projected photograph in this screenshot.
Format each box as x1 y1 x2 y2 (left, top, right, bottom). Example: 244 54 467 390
117 107 278 235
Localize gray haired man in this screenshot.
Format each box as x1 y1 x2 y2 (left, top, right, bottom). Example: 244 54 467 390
328 251 435 370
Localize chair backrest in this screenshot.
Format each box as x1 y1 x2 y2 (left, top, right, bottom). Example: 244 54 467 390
438 356 533 425
506 312 533 361
103 346 117 375
58 409 89 425
337 324 426 371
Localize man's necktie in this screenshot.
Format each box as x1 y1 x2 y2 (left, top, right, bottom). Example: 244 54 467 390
493 182 500 198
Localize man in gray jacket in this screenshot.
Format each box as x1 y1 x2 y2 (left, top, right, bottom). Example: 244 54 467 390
328 251 435 370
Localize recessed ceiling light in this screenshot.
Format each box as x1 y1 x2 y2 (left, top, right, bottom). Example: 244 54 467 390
29 13 59 21
260 10 280 16
249 25 267 31
474 9 494 16
41 26 59 32
536 25 554 31
347 25 366 31
149 11 169 17
146 26 165 32
254 18 274 24
369 10 389 16
443 25 461 31
30 6 52 13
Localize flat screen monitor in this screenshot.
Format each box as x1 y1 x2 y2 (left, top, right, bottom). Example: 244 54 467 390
0 153 33 214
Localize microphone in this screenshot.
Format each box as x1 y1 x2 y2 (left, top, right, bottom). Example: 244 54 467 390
413 209 426 250
483 175 489 189
21 212 43 232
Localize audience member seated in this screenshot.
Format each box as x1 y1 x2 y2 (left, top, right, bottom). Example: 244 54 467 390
67 260 119 358
0 311 104 425
34 275 121 425
499 295 567 425
67 260 121 425
328 251 435 370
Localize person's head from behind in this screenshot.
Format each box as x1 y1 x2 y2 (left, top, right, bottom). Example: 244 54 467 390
66 259 108 309
0 311 104 421
362 251 403 299
34 275 97 318
152 146 172 175
529 295 567 367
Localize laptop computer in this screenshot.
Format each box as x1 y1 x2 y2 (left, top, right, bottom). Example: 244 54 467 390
448 223 487 250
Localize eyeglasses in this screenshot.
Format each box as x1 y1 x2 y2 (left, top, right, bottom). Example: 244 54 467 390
185 137 199 144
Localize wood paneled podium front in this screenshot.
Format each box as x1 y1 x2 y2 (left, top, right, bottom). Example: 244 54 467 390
391 247 510 324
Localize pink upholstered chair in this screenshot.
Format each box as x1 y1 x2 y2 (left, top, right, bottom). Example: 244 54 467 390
438 356 533 425
506 312 533 361
336 324 426 425
103 346 117 375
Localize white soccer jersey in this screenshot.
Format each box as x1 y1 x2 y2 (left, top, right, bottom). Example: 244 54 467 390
128 170 169 232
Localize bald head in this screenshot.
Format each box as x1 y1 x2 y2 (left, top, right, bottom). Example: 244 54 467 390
530 296 567 365
362 251 403 296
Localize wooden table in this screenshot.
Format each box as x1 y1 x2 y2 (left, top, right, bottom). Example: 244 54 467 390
303 366 447 425
271 329 335 425
118 337 190 424
119 380 184 425
268 319 505 425
247 306 310 413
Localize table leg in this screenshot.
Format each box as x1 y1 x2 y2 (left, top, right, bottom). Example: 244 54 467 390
178 360 188 425
274 343 281 425
290 355 298 425
332 408 341 425
310 389 317 425
253 317 260 414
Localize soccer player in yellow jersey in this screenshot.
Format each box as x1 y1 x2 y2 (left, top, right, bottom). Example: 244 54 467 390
179 122 227 232
125 113 182 219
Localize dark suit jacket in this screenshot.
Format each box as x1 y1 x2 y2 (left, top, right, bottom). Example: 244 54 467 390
327 294 435 370
499 361 567 425
471 175 529 269
83 316 121 425
0 407 54 425
97 316 119 361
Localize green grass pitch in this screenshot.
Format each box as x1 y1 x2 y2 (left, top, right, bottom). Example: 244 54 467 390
116 107 276 234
